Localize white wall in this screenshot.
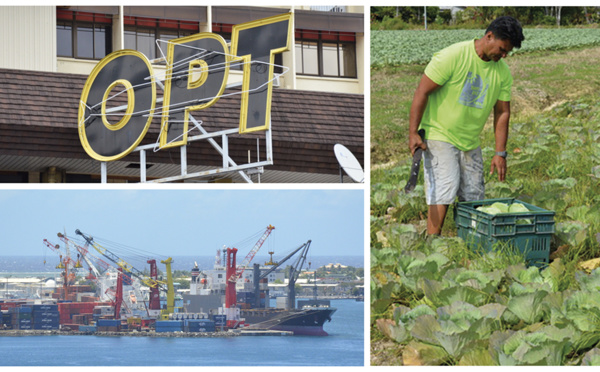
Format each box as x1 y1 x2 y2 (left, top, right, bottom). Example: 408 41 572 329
0 6 56 72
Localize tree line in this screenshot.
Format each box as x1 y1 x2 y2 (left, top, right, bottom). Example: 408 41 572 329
371 6 600 30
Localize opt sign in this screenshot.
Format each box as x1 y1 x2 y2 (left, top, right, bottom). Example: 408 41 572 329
78 13 292 162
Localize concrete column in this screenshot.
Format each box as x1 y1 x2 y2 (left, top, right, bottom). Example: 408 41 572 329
113 6 124 51
201 6 212 33
282 6 297 90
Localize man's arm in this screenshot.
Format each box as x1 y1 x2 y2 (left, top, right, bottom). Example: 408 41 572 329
408 74 440 155
490 99 510 181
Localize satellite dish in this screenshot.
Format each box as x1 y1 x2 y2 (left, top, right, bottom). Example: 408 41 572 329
334 144 364 183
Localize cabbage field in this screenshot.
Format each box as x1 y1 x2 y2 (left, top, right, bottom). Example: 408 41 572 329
371 28 600 366
372 99 600 365
371 28 600 66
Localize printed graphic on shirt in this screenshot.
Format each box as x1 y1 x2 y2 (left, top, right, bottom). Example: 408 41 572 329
459 72 488 109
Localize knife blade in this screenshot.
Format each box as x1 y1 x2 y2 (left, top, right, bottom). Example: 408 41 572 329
404 129 425 193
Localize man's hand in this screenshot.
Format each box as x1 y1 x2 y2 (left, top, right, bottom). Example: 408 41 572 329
408 131 426 156
490 155 506 181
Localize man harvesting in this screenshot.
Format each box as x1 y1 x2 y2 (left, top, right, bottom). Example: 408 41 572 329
409 16 525 236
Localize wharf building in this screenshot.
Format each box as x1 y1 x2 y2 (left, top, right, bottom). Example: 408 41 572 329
0 5 365 183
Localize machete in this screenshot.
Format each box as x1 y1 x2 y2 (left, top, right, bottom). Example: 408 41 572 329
404 129 426 193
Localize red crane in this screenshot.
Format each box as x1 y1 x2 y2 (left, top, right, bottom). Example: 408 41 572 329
224 225 274 328
146 259 161 313
228 225 275 283
225 247 239 328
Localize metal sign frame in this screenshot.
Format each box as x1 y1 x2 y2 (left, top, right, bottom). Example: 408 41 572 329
98 76 276 183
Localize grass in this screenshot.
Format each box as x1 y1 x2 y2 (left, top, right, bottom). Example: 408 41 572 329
371 46 600 166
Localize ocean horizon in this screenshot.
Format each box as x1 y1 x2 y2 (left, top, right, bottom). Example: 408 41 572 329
0 255 364 276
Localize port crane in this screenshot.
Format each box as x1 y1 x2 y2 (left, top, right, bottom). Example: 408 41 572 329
228 225 274 284
252 240 312 309
75 229 176 319
225 247 239 328
42 238 82 300
223 225 274 328
286 241 311 310
57 232 110 281
58 232 142 312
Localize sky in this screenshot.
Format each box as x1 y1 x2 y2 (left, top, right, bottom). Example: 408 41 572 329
0 188 365 263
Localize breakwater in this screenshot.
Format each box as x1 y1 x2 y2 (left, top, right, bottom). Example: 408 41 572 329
0 329 237 338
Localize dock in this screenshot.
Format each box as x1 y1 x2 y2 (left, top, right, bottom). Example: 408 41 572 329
237 329 293 336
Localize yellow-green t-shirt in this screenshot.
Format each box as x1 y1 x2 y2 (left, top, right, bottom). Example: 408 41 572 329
421 39 513 151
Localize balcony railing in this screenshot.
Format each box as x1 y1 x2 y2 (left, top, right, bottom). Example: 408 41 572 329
310 6 346 12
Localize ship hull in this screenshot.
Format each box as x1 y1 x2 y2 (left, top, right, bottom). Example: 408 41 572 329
242 307 336 336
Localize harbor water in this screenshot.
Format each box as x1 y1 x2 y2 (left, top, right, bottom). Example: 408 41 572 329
0 299 364 366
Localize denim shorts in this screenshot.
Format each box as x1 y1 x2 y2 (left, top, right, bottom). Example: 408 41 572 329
423 139 485 205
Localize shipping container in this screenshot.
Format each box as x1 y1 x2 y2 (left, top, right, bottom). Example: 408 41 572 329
9 307 32 314
2 314 13 327
32 304 58 312
10 313 32 320
33 318 59 327
141 318 154 327
33 311 59 320
14 318 32 330
80 295 99 302
33 322 59 330
155 320 183 333
156 320 183 325
185 319 216 332
97 319 120 327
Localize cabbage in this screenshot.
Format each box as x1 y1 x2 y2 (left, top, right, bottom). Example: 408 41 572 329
509 203 530 213
491 202 510 213
477 206 502 215
475 202 530 216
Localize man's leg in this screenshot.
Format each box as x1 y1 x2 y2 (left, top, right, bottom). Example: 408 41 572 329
457 147 485 202
428 204 449 235
423 140 460 235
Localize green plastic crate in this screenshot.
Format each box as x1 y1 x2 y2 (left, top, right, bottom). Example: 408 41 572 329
454 198 555 266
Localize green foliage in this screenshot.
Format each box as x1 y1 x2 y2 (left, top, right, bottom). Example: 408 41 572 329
371 28 600 67
313 265 364 280
372 231 600 365
371 6 441 30
372 6 600 31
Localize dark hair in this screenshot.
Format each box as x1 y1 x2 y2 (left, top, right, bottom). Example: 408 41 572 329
486 16 525 49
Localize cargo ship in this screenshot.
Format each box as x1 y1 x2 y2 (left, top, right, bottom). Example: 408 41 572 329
241 299 336 336
183 241 336 335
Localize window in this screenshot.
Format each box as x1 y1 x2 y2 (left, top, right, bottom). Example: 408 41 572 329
213 23 283 74
124 17 199 60
56 10 112 60
295 30 357 78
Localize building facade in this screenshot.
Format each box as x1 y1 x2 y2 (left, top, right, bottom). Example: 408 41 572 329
0 5 364 183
